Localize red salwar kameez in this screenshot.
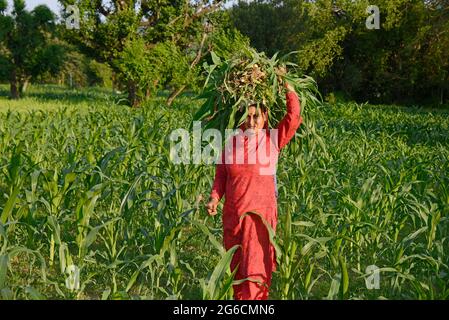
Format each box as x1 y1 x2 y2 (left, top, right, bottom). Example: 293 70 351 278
209 91 302 300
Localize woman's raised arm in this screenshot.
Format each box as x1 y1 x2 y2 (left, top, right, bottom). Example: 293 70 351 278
276 84 303 149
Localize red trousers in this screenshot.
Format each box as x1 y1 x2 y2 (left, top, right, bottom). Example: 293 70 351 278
223 207 278 300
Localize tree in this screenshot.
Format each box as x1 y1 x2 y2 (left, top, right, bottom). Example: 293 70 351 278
229 0 449 105
229 0 306 57
0 0 65 99
59 0 229 107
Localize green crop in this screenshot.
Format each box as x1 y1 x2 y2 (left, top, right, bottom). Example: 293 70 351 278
0 84 448 300
194 47 322 134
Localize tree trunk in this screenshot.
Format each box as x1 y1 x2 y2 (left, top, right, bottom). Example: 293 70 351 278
166 31 208 106
10 69 19 99
112 73 116 93
145 79 159 99
127 80 141 108
20 78 30 94
112 72 120 94
59 73 64 86
167 85 186 106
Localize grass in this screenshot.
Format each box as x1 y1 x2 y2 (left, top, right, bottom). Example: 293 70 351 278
0 84 448 300
0 84 122 113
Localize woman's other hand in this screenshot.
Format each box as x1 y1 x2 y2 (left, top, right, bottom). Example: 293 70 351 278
206 197 219 216
284 81 295 93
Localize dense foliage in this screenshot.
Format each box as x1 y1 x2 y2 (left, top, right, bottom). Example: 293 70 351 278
0 0 65 98
229 0 449 105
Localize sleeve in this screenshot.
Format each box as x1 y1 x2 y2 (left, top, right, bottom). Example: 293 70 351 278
276 91 303 149
210 153 227 201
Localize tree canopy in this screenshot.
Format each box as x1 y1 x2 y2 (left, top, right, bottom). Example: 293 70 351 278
229 0 449 105
0 0 65 99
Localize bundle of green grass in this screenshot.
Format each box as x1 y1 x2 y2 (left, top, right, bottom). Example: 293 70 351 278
194 47 322 134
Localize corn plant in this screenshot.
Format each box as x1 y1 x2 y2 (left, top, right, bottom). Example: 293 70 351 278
0 84 448 299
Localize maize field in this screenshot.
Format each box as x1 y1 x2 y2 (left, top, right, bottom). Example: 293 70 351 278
0 85 448 300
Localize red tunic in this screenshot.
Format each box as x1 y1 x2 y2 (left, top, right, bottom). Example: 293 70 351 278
210 91 302 300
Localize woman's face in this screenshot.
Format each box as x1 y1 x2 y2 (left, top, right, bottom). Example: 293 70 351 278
245 105 267 132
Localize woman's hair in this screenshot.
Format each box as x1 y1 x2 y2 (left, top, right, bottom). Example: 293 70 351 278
248 103 268 114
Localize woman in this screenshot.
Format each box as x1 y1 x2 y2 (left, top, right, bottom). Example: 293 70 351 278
205 80 302 300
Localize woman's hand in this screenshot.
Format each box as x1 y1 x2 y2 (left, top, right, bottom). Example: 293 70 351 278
276 65 287 77
284 81 295 93
206 197 219 216
276 65 295 93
